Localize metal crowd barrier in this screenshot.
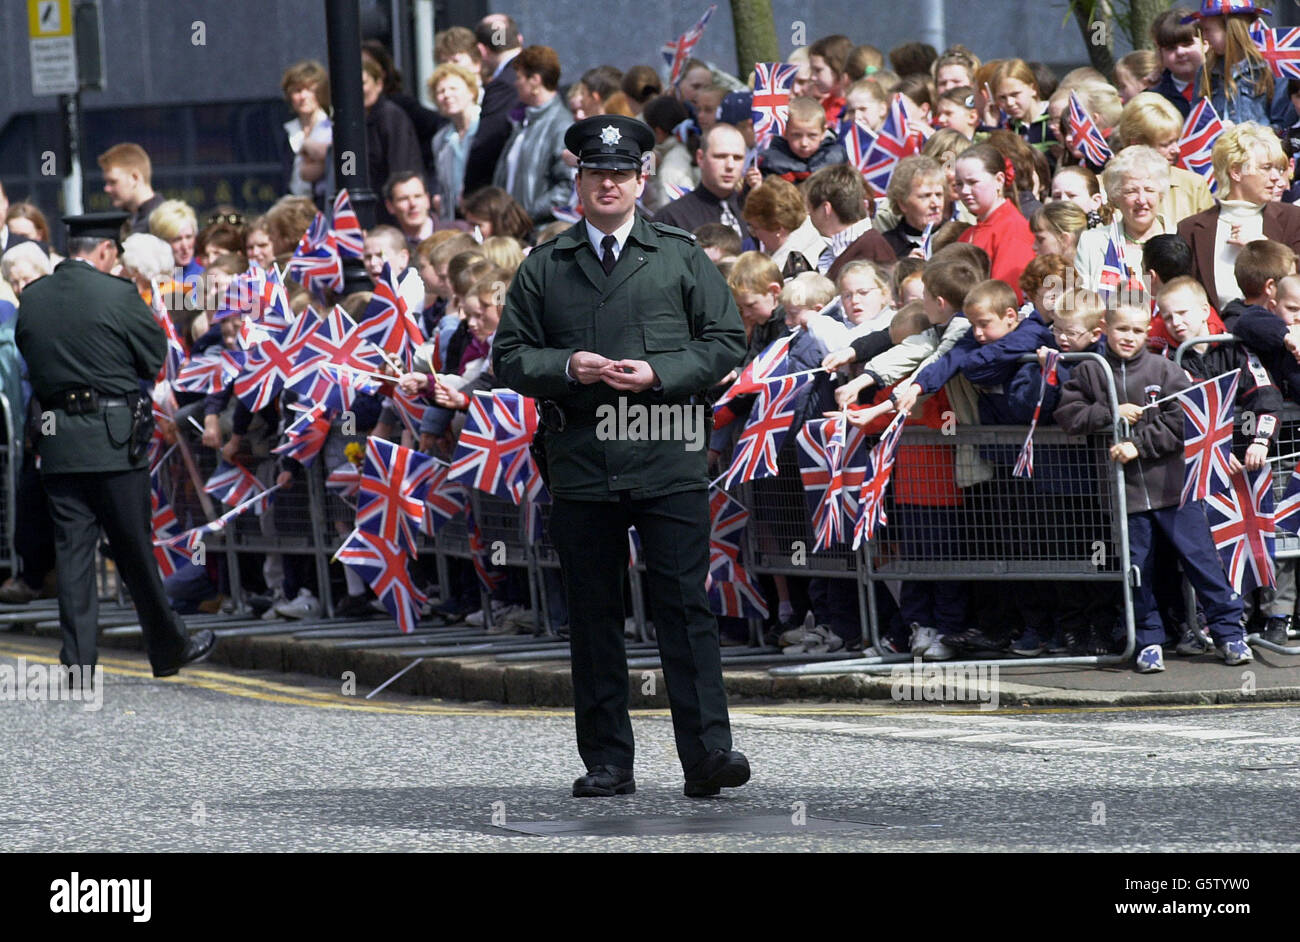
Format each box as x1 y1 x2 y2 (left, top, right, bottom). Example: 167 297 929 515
769 351 1138 676
1173 334 1300 657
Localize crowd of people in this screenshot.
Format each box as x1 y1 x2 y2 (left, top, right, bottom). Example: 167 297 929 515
4 2 1300 673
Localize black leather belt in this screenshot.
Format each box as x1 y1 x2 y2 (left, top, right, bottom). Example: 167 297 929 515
47 390 130 413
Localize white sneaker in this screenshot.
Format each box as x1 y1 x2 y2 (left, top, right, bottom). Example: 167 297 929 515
466 600 510 627
502 605 536 632
910 623 937 656
783 624 844 656
486 604 527 635
923 636 954 661
275 588 321 619
260 590 288 621
779 612 817 647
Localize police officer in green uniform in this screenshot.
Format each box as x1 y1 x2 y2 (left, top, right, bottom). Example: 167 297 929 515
15 212 214 677
494 115 750 798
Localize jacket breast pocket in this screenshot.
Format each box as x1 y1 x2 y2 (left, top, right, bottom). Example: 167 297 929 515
642 322 691 353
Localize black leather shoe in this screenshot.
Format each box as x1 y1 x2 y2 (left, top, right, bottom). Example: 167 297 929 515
572 765 635 797
153 630 217 678
942 627 1006 654
683 749 750 798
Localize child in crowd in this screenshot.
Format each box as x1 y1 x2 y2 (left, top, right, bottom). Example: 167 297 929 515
1221 240 1298 331
1190 0 1288 127
1159 276 1287 645
932 45 981 95
1049 165 1109 225
781 271 849 351
808 34 853 123
842 79 890 132
836 260 895 337
894 258 926 305
1055 302 1251 673
363 225 425 313
934 87 980 140
994 59 1052 156
695 223 743 264
756 97 847 184
1149 6 1206 118
954 143 1036 301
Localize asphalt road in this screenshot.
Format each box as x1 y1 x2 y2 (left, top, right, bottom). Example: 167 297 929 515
3 635 1299 852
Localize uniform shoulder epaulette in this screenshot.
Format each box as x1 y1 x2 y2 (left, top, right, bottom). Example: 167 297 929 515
650 221 696 242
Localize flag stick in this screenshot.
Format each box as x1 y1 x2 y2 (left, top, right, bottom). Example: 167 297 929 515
1141 370 1240 409
187 415 205 434
365 658 424 700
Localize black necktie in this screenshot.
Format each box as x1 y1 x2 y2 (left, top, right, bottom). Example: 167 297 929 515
600 234 617 275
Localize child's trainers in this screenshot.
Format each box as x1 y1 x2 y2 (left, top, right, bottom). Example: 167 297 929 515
1012 627 1045 657
1175 624 1213 655
1135 644 1165 673
1216 638 1254 666
1046 628 1072 655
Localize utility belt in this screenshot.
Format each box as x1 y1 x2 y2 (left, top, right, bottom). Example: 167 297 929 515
48 387 153 463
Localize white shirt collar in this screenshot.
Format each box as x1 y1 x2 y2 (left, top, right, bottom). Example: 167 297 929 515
586 216 635 259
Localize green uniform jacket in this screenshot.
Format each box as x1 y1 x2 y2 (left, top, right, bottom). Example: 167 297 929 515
493 216 745 501
15 259 165 475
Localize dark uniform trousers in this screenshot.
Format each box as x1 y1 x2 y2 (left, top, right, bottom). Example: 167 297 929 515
45 466 188 670
550 488 732 772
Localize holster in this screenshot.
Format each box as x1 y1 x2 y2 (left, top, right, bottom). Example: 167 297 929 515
530 425 551 491
127 394 154 463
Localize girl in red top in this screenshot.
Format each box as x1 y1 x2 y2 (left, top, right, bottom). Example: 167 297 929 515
954 142 1036 302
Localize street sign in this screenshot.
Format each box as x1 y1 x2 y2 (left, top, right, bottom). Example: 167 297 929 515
28 0 78 96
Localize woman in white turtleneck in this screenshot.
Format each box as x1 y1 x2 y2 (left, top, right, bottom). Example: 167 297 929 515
1176 123 1300 311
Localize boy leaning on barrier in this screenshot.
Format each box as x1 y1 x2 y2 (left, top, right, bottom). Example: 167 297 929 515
1007 289 1118 657
1055 302 1251 674
1159 276 1289 646
1233 253 1300 402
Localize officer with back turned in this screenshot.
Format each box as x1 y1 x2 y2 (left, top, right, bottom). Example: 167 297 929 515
15 212 214 678
493 115 750 798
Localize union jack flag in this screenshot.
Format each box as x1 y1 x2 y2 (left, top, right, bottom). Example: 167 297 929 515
286 211 342 298
661 4 716 87
272 402 333 466
422 463 469 536
1067 91 1114 168
796 416 849 551
489 391 546 507
1013 350 1061 478
318 365 381 414
336 528 427 634
1250 24 1300 79
707 488 750 581
852 409 907 550
859 95 922 197
174 350 244 395
706 568 769 620
840 120 878 175
1178 370 1240 506
358 262 425 362
721 372 813 489
1275 467 1300 535
386 383 427 439
289 304 386 404
331 188 365 259
234 308 320 411
327 461 361 499
751 61 798 147
356 437 438 557
1206 466 1276 593
1177 98 1225 194
466 505 505 593
1097 222 1143 302
448 391 536 499
253 263 295 329
150 474 190 577
552 180 584 224
204 460 266 512
713 332 796 429
149 285 186 384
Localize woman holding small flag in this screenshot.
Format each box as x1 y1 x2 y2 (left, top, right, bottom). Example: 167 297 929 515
1074 145 1172 297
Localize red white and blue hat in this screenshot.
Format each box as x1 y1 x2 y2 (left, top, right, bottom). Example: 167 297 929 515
1182 0 1271 23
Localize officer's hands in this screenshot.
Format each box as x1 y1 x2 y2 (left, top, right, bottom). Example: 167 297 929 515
568 351 613 384
822 348 857 371
398 372 430 396
601 359 658 393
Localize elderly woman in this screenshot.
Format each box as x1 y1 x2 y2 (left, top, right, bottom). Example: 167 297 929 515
741 177 826 277
1117 93 1215 226
1 241 53 296
882 156 950 258
428 62 481 221
1074 145 1171 294
148 199 202 279
120 232 177 305
1178 122 1300 310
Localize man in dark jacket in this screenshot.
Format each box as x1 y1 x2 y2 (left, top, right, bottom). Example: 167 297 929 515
494 116 749 799
15 213 214 677
466 14 523 197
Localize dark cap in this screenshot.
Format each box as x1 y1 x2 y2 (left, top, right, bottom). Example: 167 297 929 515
564 114 655 171
63 211 129 244
719 90 753 126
